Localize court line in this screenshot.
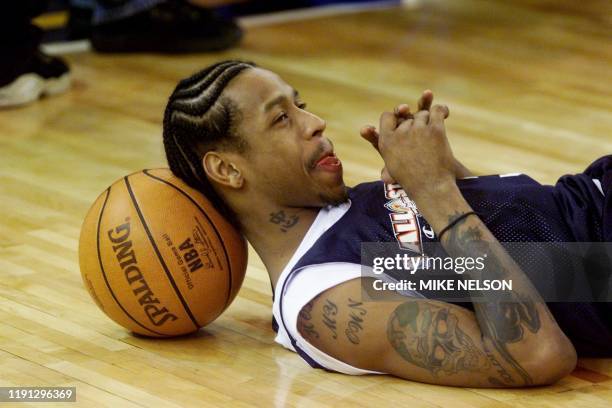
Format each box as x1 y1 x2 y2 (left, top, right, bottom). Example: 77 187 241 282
240 0 402 28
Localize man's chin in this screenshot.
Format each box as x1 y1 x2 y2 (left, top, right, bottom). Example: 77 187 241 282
318 184 349 206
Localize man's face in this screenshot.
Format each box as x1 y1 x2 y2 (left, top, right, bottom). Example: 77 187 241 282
223 68 348 207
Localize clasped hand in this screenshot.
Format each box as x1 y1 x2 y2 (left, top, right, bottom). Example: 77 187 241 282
360 91 464 199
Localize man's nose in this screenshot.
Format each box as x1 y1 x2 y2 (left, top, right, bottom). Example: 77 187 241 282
305 112 326 139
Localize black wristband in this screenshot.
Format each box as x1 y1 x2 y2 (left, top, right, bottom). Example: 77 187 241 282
437 211 478 241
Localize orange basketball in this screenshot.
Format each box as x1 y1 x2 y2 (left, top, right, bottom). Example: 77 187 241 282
78 168 247 337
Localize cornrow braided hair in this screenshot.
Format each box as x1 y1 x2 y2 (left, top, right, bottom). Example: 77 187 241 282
163 60 256 223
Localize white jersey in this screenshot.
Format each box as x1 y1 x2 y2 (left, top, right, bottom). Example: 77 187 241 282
271 200 424 375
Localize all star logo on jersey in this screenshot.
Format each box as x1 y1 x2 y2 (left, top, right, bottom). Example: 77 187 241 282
384 196 419 214
384 183 423 253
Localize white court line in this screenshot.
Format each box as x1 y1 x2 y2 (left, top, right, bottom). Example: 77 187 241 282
42 39 91 55
239 0 403 28
42 0 414 55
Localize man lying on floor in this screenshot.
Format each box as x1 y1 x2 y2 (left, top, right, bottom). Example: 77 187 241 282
162 60 612 387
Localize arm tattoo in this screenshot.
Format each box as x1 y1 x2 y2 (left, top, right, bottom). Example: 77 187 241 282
444 213 541 385
321 299 338 339
298 301 319 339
387 301 491 378
345 298 367 345
483 342 516 385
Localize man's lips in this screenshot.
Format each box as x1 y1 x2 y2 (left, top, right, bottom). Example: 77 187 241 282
315 152 342 171
316 154 340 166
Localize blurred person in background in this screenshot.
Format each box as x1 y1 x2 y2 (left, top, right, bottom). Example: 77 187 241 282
0 0 242 108
0 1 71 108
72 0 244 52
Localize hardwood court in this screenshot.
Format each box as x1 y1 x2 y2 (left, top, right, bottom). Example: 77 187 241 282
1 0 611 406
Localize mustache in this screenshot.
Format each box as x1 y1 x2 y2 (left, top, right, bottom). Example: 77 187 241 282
308 140 334 169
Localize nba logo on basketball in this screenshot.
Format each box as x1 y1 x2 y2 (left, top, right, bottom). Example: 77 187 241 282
178 237 205 273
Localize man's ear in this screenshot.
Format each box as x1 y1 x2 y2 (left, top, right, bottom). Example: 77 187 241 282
202 151 244 189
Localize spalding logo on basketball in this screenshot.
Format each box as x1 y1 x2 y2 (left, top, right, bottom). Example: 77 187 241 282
78 168 247 337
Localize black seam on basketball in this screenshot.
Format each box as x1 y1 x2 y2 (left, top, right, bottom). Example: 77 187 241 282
142 169 234 308
95 186 165 336
124 175 201 329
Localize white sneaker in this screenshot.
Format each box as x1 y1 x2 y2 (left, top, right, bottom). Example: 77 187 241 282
0 51 71 108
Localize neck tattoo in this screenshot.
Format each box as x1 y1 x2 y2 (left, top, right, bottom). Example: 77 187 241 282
269 210 300 233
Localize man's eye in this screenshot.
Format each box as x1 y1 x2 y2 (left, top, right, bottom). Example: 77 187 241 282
275 112 289 123
297 102 307 109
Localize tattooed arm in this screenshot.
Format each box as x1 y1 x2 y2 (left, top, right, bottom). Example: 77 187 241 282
414 184 576 380
408 183 577 382
297 276 574 387
315 98 577 387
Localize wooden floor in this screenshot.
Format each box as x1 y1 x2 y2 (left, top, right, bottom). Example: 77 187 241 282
1 0 611 406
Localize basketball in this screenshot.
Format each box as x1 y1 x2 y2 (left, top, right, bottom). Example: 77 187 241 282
78 168 248 337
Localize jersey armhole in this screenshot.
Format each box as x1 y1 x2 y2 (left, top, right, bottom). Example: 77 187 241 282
278 262 385 375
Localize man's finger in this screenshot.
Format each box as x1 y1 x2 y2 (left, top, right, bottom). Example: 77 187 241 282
379 111 398 134
360 125 377 139
397 117 414 133
413 110 430 127
417 90 434 111
429 104 450 126
394 104 411 119
360 125 380 149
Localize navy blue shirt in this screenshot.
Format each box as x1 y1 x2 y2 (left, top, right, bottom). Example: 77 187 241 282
285 157 612 359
